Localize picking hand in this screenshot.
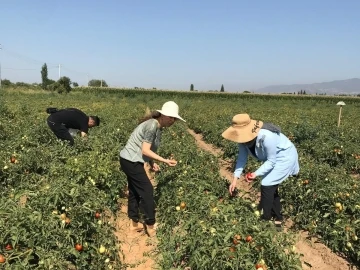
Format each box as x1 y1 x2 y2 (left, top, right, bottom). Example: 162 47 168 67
151 163 160 172
165 159 178 167
229 179 237 196
245 172 256 183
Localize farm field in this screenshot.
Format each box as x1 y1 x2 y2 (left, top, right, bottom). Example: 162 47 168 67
1 88 360 269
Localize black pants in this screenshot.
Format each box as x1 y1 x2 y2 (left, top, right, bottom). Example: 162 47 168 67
47 116 74 146
120 158 155 225
259 184 283 221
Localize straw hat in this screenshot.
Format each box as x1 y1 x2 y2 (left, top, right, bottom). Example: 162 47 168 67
156 101 186 122
221 114 263 143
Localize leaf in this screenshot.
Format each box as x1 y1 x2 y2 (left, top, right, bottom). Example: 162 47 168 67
335 219 342 224
211 248 217 259
224 231 234 243
323 213 331 218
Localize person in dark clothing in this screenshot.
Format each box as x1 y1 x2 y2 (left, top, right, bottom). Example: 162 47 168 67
46 108 100 145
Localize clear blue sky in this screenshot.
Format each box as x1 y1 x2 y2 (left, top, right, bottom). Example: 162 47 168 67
1 0 359 91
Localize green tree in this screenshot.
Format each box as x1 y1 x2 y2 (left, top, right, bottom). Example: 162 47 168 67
41 63 49 90
58 76 72 93
1 79 12 87
72 82 79 87
88 79 108 87
190 84 194 91
220 84 224 92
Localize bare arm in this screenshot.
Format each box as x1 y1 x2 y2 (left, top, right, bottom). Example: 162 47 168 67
142 142 176 166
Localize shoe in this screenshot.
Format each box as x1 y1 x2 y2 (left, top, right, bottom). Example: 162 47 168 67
274 220 283 232
129 219 144 232
145 223 158 237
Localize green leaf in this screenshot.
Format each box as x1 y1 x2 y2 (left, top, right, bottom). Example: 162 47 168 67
224 231 234 243
335 219 342 224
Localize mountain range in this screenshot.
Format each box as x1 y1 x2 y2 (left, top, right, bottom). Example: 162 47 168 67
255 78 360 95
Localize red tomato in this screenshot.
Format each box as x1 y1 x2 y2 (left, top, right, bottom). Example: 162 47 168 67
95 212 101 219
0 254 5 263
5 244 12 251
246 235 252 242
75 244 83 251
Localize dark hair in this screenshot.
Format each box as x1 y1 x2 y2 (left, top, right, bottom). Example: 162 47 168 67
138 111 161 124
90 116 100 126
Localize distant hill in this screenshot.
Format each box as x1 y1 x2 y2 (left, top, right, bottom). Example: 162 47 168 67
256 78 360 95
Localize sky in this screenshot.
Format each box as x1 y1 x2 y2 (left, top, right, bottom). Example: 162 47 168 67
0 0 359 91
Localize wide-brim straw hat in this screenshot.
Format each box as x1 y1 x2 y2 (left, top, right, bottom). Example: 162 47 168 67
222 114 263 143
156 101 186 122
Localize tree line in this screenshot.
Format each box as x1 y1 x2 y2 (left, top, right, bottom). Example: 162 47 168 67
190 84 225 92
0 63 108 93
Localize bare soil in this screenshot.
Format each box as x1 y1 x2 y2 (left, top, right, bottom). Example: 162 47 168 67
114 164 158 269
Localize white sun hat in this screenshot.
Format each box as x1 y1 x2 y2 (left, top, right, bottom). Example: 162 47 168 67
156 101 186 122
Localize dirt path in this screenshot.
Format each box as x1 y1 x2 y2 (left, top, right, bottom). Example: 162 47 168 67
114 165 157 270
187 128 353 270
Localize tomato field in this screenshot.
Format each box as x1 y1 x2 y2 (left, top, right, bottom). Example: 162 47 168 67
1 88 360 269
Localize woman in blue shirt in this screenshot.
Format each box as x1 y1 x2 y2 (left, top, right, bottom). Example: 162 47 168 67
222 113 299 227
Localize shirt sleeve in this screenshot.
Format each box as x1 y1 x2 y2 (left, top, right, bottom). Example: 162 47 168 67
254 133 278 177
79 118 89 133
142 120 157 144
234 143 249 178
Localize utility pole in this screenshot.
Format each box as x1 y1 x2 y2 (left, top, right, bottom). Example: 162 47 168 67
0 44 2 89
58 64 61 79
100 79 102 87
87 73 89 87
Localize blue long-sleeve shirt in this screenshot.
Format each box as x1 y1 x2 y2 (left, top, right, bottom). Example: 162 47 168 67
234 129 297 185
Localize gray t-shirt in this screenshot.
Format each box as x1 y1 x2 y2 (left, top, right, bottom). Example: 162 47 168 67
120 119 162 163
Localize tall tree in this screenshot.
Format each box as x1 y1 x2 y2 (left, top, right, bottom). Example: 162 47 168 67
220 84 224 92
41 63 48 90
190 84 194 91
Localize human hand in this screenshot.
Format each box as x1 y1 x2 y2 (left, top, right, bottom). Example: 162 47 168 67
164 159 178 167
229 179 237 196
245 172 256 183
151 162 160 172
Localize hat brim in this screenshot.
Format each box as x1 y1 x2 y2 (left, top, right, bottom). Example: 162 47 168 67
222 120 263 143
156 110 186 122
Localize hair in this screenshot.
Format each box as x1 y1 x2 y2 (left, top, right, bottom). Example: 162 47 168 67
90 116 100 126
138 107 161 123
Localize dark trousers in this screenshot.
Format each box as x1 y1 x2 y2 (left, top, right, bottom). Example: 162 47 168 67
259 184 283 221
120 158 155 225
47 116 74 146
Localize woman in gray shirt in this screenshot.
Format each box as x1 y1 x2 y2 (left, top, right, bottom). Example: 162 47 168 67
119 101 185 237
